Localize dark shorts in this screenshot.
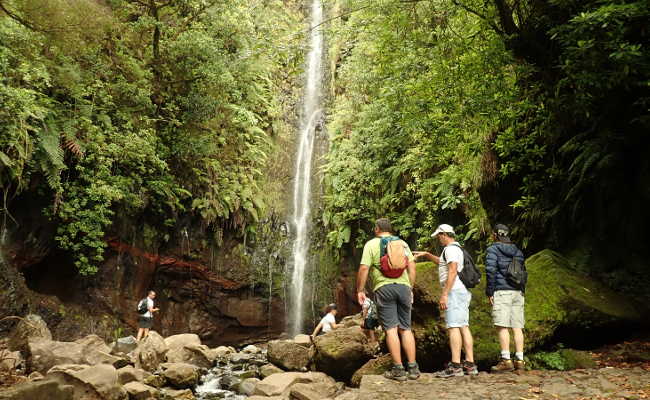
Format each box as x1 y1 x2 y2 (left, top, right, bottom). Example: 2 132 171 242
375 283 412 330
138 316 153 329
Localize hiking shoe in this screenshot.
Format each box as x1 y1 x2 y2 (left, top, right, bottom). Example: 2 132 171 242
514 359 525 371
407 362 421 380
463 361 479 376
491 358 514 373
384 365 408 382
435 362 464 378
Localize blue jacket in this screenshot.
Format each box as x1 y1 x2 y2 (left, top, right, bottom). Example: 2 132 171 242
485 242 525 297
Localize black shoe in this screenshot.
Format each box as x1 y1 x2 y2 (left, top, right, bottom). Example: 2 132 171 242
435 362 464 378
463 361 478 376
384 365 408 382
407 362 421 380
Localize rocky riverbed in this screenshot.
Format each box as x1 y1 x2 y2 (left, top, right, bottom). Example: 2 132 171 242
1 313 650 400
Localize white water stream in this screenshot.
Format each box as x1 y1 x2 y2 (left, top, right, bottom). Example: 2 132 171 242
289 0 324 336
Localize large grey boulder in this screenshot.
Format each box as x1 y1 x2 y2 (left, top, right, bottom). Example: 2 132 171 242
159 388 195 400
0 379 73 400
133 331 168 372
28 335 124 373
237 377 260 396
312 327 374 382
290 380 340 400
253 372 331 397
47 363 128 400
8 314 52 353
160 362 199 389
116 365 153 385
166 344 215 368
111 336 138 355
350 355 392 388
164 334 201 350
267 340 310 371
123 381 158 400
0 349 24 372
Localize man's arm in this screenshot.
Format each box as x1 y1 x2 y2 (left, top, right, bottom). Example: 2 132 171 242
311 322 323 337
407 260 416 287
357 264 370 305
439 261 458 310
485 246 498 300
413 251 440 264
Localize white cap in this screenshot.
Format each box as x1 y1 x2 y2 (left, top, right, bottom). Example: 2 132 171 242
431 224 455 237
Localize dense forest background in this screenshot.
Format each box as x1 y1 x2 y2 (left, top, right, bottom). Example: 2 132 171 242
323 0 650 300
1 0 649 308
1 0 304 275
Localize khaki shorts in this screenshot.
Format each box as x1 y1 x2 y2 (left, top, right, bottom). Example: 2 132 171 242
492 290 525 329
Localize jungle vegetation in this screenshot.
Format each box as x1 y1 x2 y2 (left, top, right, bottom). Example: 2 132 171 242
323 0 649 295
0 0 304 274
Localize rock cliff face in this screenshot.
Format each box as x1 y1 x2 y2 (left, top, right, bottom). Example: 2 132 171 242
0 219 287 346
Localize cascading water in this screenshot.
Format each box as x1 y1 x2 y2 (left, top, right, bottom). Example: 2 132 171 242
289 0 324 336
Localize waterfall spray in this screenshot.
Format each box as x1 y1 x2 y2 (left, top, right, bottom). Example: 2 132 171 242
289 0 324 336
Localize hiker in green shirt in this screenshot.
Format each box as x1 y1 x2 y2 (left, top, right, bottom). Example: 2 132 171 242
356 218 420 381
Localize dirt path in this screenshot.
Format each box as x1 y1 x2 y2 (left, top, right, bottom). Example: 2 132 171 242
357 368 650 400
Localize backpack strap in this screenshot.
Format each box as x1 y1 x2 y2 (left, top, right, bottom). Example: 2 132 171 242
441 242 461 263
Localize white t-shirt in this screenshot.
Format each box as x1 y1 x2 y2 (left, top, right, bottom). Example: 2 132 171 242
144 298 154 318
438 243 466 291
320 313 336 333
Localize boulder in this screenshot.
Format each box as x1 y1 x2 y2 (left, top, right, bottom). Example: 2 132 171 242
312 327 374 381
237 377 260 396
230 352 254 364
123 381 158 400
112 337 138 355
260 363 284 378
212 346 235 360
164 334 201 351
267 340 310 371
350 355 393 387
8 314 52 353
165 344 215 368
0 349 24 372
219 374 241 391
334 390 360 400
27 371 44 381
116 366 152 385
253 372 330 397
158 388 195 400
47 363 128 400
0 379 74 400
413 250 645 366
293 335 312 348
160 362 199 389
142 373 166 388
242 344 261 354
133 332 168 372
28 335 125 373
290 381 340 400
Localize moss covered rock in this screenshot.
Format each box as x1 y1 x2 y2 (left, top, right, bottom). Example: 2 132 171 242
312 326 374 382
411 249 643 368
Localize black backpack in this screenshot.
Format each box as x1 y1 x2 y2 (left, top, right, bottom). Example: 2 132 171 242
137 298 149 315
506 256 527 291
442 243 481 289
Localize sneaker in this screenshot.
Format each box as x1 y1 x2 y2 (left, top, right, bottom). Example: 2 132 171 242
514 359 525 371
384 365 408 382
435 362 464 378
407 362 421 380
463 361 478 376
491 358 514 373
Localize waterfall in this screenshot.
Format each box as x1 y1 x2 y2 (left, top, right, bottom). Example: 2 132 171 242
289 0 324 336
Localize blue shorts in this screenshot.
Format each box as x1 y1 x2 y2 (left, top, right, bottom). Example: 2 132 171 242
445 288 471 328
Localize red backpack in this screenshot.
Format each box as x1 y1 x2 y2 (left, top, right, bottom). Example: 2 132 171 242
378 236 409 278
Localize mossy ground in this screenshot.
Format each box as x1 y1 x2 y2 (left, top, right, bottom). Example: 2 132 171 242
411 250 644 369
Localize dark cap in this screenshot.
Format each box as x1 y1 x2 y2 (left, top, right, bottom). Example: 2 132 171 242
328 303 337 310
494 224 510 241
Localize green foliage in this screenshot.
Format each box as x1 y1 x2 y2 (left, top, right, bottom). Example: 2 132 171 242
528 346 570 371
0 0 304 274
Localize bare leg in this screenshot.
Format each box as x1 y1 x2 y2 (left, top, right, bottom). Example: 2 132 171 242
398 328 416 364
136 328 144 341
143 328 150 339
460 326 474 363
385 327 402 365
448 328 462 364
497 326 510 353
513 328 524 353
